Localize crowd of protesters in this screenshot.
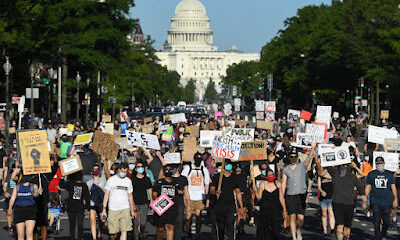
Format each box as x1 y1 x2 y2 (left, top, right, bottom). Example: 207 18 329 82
0 110 399 240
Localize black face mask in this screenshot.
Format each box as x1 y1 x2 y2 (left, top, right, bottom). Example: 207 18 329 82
164 168 174 177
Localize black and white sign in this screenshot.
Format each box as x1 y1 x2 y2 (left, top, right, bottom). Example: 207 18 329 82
319 146 351 167
295 133 323 148
126 130 161 150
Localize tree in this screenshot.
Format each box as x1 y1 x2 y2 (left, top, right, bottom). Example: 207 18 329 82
183 79 196 104
204 79 217 103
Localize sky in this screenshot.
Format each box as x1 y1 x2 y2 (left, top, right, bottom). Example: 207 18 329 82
130 0 331 53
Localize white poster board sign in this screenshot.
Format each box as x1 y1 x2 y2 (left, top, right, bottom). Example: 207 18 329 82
211 135 241 160
170 113 187 124
255 100 265 112
373 151 399 172
265 101 276 112
368 125 398 145
306 123 326 140
200 130 223 148
316 105 332 129
223 128 255 142
287 109 301 121
295 133 324 148
164 153 181 164
126 130 161 150
319 146 351 167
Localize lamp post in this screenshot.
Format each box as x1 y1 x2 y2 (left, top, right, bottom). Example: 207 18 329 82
86 78 90 125
3 57 12 149
29 64 35 126
76 71 81 121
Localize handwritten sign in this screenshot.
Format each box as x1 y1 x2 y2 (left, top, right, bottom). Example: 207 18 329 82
319 146 351 167
200 130 222 148
265 101 276 112
92 131 120 161
373 151 399 172
183 137 197 162
150 193 174 216
235 120 248 127
189 125 200 138
211 135 242 160
126 130 161 150
295 133 323 148
142 124 154 134
144 117 153 124
170 113 187 124
102 115 111 123
59 155 83 176
384 138 400 151
74 133 93 145
17 130 51 175
316 105 332 129
306 123 326 140
103 123 114 135
257 120 273 130
239 141 267 161
380 110 389 119
164 153 181 164
368 125 398 145
223 128 255 142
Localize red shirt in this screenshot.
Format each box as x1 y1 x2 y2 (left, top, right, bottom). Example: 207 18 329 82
48 168 61 193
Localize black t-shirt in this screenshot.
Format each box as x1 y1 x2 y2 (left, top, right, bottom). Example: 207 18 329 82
211 173 239 207
173 175 188 206
153 177 183 204
59 180 90 211
148 155 163 181
279 121 288 133
131 175 152 205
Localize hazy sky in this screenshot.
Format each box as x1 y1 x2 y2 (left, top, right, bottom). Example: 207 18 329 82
130 0 331 53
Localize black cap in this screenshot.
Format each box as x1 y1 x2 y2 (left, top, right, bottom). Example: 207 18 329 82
375 157 385 164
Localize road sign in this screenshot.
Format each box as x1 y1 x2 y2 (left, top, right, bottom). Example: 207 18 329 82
12 96 22 104
41 78 50 84
26 88 39 99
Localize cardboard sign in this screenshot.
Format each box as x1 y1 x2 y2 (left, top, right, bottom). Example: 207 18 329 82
144 117 153 124
102 115 112 123
189 125 200 138
235 120 247 126
164 153 181 164
150 193 174 216
384 138 400 151
74 133 94 145
115 137 133 150
211 135 241 160
380 110 389 119
306 123 326 140
300 110 312 121
59 155 83 176
223 128 255 142
92 130 120 161
255 100 265 112
265 101 276 112
103 123 114 135
170 113 187 124
183 137 197 162
200 130 223 148
295 133 323 148
142 124 154 134
215 111 222 117
126 130 161 150
316 105 332 129
319 146 351 167
368 125 398 145
373 151 399 172
239 141 268 161
257 120 273 130
17 130 51 175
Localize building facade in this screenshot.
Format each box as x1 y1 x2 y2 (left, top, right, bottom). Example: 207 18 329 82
155 0 260 101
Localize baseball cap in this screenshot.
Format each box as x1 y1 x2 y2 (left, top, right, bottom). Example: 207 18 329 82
375 157 385 164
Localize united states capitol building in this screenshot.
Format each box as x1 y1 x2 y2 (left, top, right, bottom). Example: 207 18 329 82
155 0 260 101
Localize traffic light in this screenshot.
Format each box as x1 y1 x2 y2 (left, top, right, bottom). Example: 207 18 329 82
312 90 316 96
258 78 264 90
360 77 364 87
239 88 242 97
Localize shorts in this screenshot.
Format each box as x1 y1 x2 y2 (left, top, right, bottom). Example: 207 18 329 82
154 204 178 227
333 203 354 228
90 205 103 214
190 200 205 212
319 199 332 209
14 205 37 224
108 208 133 234
286 194 306 215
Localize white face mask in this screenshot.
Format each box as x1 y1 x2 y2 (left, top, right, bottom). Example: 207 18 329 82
110 170 115 175
128 164 135 171
376 164 385 172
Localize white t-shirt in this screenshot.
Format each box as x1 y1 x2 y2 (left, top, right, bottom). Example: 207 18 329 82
182 164 210 201
104 175 133 210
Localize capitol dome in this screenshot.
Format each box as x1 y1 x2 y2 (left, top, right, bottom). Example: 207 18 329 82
162 0 217 52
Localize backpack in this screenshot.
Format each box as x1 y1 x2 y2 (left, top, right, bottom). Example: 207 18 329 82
188 165 205 181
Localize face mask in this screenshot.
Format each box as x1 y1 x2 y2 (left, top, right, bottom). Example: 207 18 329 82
128 164 135 171
171 168 178 175
119 172 127 178
266 176 275 182
92 169 100 176
376 164 385 172
261 170 267 176
289 157 298 164
62 138 68 142
225 164 232 171
110 170 115 175
164 168 173 177
137 167 145 174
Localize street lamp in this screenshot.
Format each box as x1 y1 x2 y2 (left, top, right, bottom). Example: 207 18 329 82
3 57 12 149
76 71 81 121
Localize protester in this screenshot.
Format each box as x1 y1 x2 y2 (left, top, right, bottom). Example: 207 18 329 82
3 163 17 234
317 174 335 236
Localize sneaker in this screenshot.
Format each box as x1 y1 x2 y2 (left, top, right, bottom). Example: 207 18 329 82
296 231 303 240
366 211 371 218
248 217 255 226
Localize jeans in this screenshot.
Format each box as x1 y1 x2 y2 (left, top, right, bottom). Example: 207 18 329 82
174 204 185 240
371 204 391 240
133 204 148 240
68 210 84 240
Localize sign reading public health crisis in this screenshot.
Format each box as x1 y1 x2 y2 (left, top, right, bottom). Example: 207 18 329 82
17 130 51 175
212 135 242 160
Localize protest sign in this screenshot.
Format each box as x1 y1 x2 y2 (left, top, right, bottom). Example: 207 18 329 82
316 105 332 128
144 117 153 124
234 98 241 106
67 124 75 131
380 110 389 119
59 127 68 136
265 112 275 122
142 124 154 134
373 151 399 172
9 127 16 134
211 135 242 160
223 103 232 116
295 133 323 148
384 138 400 152
189 125 200 138
183 137 197 162
120 122 129 136
318 144 334 154
115 137 133 150
235 120 248 126
333 112 339 118
368 125 398 145
59 155 83 176
164 153 181 164
17 130 51 175
126 130 161 150
74 133 93 145
200 130 222 148
223 128 255 142
306 123 327 140
257 120 273 130
300 110 312 121
150 193 174 216
120 111 130 122
239 141 268 161
102 115 111 123
161 126 173 142
103 123 114 135
215 111 222 117
319 146 351 167
92 131 120 161
255 100 265 112
287 109 300 121
256 112 264 120
234 105 240 112
265 101 276 112
170 113 187 124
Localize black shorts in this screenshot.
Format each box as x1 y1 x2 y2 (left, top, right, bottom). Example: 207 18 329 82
90 205 102 214
14 205 37 224
154 204 178 227
333 203 354 228
286 194 306 215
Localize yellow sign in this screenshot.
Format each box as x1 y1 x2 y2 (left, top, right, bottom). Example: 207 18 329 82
67 124 75 131
74 133 94 145
17 130 51 175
